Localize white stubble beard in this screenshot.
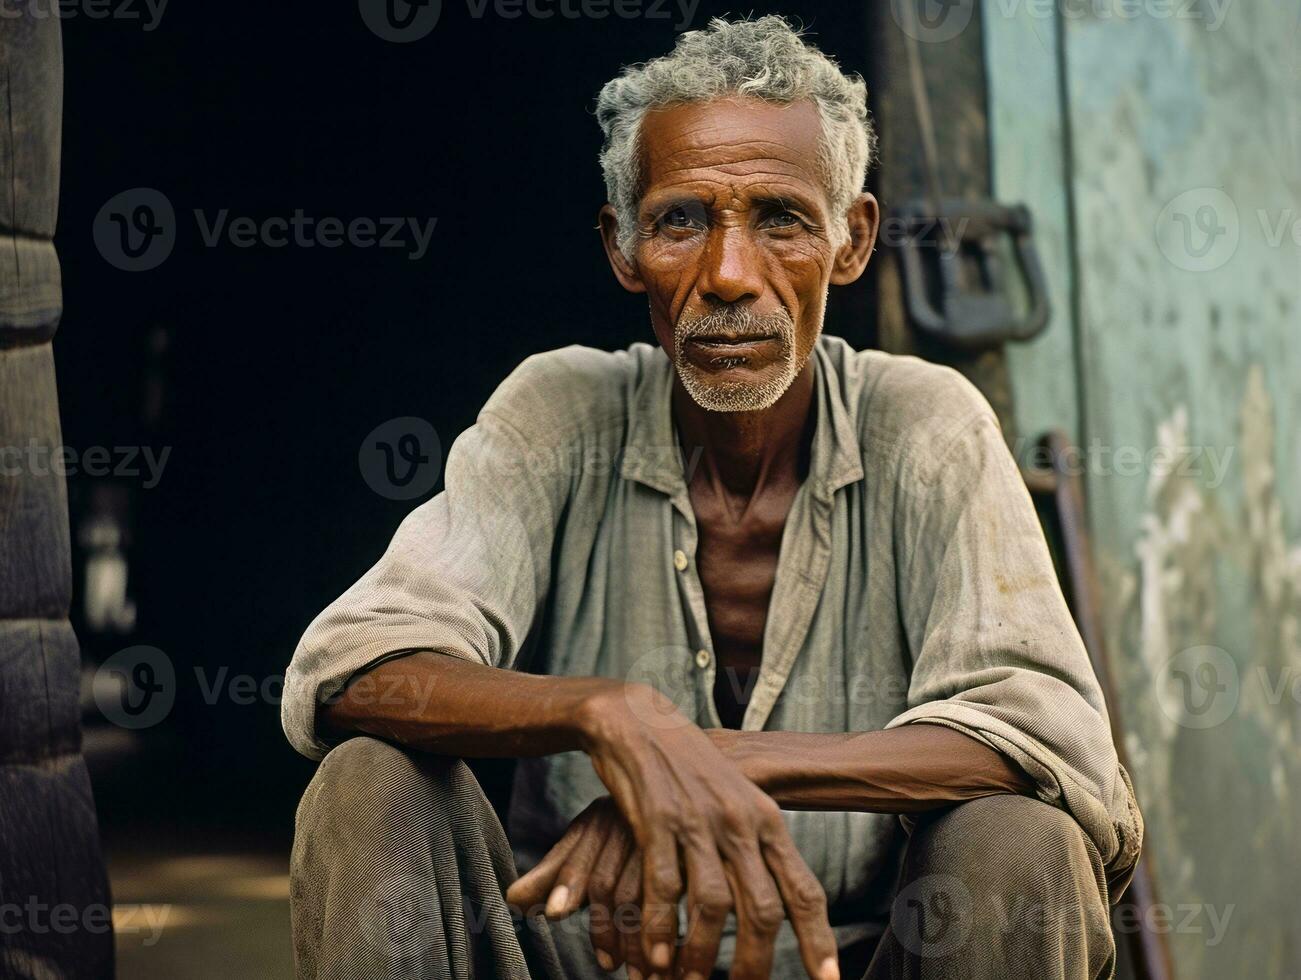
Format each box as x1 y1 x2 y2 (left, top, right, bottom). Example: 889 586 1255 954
671 306 810 413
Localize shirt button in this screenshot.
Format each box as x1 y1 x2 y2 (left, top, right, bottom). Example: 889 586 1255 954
695 649 711 669
673 549 688 572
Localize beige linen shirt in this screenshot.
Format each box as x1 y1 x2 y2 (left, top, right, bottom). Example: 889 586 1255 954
283 334 1141 928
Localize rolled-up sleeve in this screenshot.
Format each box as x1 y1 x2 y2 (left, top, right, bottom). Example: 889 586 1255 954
883 371 1143 897
281 369 568 760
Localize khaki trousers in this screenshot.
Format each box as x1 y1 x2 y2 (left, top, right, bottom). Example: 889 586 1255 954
290 736 1114 980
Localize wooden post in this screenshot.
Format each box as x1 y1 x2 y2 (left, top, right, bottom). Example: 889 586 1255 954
866 0 1020 442
1 3 115 976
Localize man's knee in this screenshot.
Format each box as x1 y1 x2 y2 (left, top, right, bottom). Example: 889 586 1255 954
894 794 1113 970
914 794 1103 897
301 736 419 821
294 735 468 854
290 739 521 976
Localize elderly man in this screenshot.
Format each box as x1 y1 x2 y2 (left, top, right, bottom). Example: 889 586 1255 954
283 16 1141 980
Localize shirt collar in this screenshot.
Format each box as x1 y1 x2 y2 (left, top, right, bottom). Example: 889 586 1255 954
619 336 864 502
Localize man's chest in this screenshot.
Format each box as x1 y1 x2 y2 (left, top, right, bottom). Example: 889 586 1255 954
688 481 800 726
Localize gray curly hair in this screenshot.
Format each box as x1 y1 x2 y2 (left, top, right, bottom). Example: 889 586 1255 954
595 15 876 261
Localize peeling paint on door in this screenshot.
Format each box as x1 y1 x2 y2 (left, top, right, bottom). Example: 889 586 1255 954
986 3 1301 976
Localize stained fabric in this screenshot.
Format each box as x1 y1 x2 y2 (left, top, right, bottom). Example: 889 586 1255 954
292 736 1116 979
282 335 1142 950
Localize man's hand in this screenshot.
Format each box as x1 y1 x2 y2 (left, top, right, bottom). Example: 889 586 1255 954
508 683 839 980
325 653 1029 977
508 797 650 975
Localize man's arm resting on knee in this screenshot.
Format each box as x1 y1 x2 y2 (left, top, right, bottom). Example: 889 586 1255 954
706 725 1034 813
320 650 843 980
319 649 624 758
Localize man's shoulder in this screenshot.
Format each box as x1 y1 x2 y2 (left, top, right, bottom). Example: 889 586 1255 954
819 335 997 446
479 342 663 442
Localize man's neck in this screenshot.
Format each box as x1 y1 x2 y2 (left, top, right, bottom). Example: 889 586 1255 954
671 358 817 504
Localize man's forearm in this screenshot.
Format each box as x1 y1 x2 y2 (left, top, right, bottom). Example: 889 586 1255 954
319 650 631 758
324 651 847 977
708 724 1034 813
322 655 1031 814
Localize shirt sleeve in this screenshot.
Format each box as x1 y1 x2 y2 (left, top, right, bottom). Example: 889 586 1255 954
883 369 1144 899
281 386 569 761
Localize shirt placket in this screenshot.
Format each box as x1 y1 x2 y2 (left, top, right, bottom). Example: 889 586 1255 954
666 488 723 729
742 486 835 731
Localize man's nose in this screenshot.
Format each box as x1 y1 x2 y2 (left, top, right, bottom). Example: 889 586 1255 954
698 224 764 306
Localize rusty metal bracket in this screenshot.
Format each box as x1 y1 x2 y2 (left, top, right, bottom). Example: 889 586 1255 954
894 198 1051 350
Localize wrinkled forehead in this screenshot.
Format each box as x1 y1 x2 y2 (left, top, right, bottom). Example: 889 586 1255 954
637 98 828 204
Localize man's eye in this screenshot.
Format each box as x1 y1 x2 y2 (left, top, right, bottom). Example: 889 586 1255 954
658 206 702 230
764 210 801 229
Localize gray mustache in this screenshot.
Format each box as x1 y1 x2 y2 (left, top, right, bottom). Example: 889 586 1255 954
678 306 794 339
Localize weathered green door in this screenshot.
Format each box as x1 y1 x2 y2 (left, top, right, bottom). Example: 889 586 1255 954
986 3 1301 977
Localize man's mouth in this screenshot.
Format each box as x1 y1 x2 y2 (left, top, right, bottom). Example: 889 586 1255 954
685 333 780 350
682 334 782 371
672 306 799 409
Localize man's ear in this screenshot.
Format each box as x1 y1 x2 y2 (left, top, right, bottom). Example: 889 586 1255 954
829 192 880 286
598 204 647 294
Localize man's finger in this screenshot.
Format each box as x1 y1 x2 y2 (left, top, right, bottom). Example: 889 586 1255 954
721 845 783 980
588 831 635 972
506 816 586 911
674 841 731 980
762 831 839 980
640 827 683 974
614 854 649 979
542 814 614 918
